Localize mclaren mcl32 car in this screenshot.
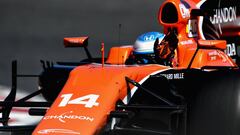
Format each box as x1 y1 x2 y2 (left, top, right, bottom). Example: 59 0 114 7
0 0 240 135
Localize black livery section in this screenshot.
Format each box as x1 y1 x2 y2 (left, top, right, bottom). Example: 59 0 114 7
200 0 240 63
105 69 240 135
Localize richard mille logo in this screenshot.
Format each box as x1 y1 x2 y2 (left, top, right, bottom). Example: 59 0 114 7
43 111 94 123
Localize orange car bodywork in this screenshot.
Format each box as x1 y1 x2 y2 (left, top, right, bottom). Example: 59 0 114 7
33 0 236 135
158 0 236 68
33 64 169 135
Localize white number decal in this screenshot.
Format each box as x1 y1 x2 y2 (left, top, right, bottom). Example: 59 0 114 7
59 94 100 108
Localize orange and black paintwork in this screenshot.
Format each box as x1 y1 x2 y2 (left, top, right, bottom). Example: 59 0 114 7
0 0 239 135
32 0 238 135
193 0 240 63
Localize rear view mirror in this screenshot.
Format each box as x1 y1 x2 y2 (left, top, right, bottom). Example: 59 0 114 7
64 36 89 47
198 40 226 50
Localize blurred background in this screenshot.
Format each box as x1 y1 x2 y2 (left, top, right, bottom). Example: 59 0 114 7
0 0 164 92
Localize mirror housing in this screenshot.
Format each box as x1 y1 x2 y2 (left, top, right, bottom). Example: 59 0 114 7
64 36 89 47
198 40 226 50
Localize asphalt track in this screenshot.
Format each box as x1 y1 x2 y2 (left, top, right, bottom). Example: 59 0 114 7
0 85 44 133
0 0 164 93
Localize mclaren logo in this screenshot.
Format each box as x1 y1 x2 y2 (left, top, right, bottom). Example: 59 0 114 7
210 6 237 24
43 111 94 123
38 128 80 134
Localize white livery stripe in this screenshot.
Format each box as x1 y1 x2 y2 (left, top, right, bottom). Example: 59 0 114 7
196 0 207 40
196 0 206 8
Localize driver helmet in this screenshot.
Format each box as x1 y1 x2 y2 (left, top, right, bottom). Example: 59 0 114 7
134 32 165 54
133 32 165 64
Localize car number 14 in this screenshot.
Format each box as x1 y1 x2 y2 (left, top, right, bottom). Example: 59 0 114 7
58 94 100 108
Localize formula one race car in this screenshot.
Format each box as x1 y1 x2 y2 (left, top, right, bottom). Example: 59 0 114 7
0 0 240 135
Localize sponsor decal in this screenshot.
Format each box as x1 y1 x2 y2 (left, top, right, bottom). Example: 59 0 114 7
208 50 219 56
43 111 94 123
208 50 227 62
161 73 184 80
137 32 164 42
208 50 219 61
187 19 198 38
225 43 237 57
144 35 155 41
38 128 80 134
210 6 237 24
180 39 194 45
179 3 190 18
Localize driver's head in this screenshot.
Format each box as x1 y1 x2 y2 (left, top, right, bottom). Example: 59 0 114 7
133 32 165 64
